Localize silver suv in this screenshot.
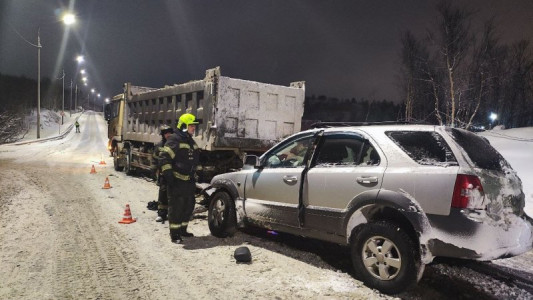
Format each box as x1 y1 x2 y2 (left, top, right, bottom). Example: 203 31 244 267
206 124 533 294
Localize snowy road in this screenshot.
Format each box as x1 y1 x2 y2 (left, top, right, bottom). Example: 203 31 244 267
0 112 532 299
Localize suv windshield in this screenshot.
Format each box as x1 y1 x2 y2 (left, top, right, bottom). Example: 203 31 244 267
448 128 509 172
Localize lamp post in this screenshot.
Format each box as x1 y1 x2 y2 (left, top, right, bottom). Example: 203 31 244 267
103 97 109 114
59 69 65 124
97 93 101 112
69 79 73 117
91 88 95 111
75 84 78 113
33 13 76 138
489 112 498 130
37 29 42 138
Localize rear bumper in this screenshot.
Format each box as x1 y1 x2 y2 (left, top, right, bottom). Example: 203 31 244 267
426 208 533 260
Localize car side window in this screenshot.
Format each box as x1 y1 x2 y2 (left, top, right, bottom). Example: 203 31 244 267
263 136 314 168
386 131 457 166
315 135 379 166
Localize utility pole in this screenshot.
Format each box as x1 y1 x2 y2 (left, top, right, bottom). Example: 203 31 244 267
61 69 65 124
37 29 41 139
69 79 73 117
75 84 78 112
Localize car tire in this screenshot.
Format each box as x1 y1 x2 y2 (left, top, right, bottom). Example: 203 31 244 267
208 191 237 238
113 148 124 171
351 221 421 294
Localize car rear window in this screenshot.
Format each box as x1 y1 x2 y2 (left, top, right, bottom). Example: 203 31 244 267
448 128 508 172
386 131 457 166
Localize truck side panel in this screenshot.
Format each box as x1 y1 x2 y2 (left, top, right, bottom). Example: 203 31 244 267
211 76 304 152
123 80 208 145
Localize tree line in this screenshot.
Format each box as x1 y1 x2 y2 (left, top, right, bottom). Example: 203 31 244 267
399 1 533 129
303 95 401 128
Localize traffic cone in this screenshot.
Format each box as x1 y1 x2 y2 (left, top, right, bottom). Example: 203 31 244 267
99 153 106 165
90 165 96 174
118 204 136 224
102 177 112 189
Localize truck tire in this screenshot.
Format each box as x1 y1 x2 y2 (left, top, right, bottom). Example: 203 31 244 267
113 148 124 171
208 191 237 238
124 148 135 175
350 221 421 294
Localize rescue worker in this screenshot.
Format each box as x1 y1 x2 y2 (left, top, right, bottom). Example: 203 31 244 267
75 121 80 133
152 124 174 223
160 113 200 243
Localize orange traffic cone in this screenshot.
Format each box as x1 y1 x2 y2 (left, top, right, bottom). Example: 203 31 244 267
102 177 112 189
119 204 136 224
90 165 97 174
99 153 106 165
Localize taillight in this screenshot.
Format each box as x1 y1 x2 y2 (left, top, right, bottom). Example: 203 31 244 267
451 174 485 209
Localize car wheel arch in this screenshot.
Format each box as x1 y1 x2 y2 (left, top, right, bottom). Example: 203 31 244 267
210 179 240 200
209 179 244 226
344 190 433 263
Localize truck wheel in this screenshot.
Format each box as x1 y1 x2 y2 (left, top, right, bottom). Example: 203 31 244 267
351 221 421 294
208 191 237 237
113 148 124 171
124 148 135 175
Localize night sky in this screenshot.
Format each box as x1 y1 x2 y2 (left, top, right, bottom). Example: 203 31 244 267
1 0 532 105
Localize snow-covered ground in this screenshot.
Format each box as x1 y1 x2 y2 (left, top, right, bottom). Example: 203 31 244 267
0 113 532 299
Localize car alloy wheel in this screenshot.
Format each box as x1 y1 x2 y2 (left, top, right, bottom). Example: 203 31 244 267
361 235 401 280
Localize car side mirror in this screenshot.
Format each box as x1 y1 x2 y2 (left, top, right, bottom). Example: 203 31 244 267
244 155 262 169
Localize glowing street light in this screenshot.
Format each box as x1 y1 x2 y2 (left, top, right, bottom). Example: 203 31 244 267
80 69 86 75
62 13 76 25
103 97 109 113
76 55 84 63
489 112 498 129
33 13 76 138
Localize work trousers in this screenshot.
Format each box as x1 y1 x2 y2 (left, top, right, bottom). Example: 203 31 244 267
157 177 168 217
167 179 195 237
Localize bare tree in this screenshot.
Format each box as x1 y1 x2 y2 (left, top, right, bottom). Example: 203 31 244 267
502 40 533 128
464 19 499 129
431 1 473 127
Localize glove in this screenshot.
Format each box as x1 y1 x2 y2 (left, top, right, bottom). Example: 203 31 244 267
163 169 174 184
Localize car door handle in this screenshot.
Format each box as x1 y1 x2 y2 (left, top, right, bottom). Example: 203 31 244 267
356 176 378 184
283 175 298 184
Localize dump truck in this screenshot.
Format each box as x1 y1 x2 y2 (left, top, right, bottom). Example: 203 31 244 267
104 67 305 183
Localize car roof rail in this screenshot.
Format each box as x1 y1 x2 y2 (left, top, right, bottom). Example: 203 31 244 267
309 121 427 128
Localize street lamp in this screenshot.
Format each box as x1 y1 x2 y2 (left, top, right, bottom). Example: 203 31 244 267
103 97 109 113
97 93 101 111
91 89 95 111
57 69 66 124
489 112 498 129
31 13 76 138
62 13 76 25
37 29 42 138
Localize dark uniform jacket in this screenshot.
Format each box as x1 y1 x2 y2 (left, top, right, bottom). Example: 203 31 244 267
160 130 200 182
152 139 166 182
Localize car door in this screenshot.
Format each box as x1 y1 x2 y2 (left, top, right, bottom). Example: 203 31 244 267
244 133 316 227
304 132 385 234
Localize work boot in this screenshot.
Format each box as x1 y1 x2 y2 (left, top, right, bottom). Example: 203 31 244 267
170 233 182 244
155 216 164 222
180 228 194 237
